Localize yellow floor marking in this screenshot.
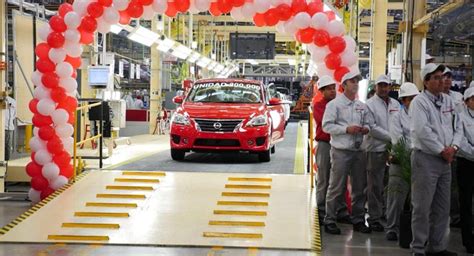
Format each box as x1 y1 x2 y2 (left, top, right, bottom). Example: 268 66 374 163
225 184 271 189
217 201 268 206
209 221 265 227
122 171 166 176
47 235 109 241
294 122 305 174
203 232 263 239
96 193 146 199
228 177 272 182
85 202 138 208
105 185 154 191
213 210 267 216
207 246 223 256
247 247 259 256
61 223 120 229
74 212 130 218
114 178 160 183
222 192 270 198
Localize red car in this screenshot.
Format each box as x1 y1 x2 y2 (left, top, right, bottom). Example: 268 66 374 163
170 78 286 162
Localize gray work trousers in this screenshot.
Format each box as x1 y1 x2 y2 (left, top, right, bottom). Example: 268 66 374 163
367 151 389 224
4 130 13 161
411 150 451 254
385 164 409 234
316 141 348 217
324 148 367 225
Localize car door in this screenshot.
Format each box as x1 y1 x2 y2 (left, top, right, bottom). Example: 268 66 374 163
265 85 285 141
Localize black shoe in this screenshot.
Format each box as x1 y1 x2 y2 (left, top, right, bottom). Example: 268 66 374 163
426 250 457 256
386 231 398 241
324 223 341 235
353 222 371 233
369 222 384 232
449 219 461 228
336 215 352 224
466 246 473 254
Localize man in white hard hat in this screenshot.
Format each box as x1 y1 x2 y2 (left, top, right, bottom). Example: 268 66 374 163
410 63 462 256
426 54 435 64
322 70 371 234
385 82 419 241
3 85 16 161
442 67 464 113
365 74 401 232
312 75 349 224
469 80 474 89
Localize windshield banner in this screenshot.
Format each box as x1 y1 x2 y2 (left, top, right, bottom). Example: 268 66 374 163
195 82 260 91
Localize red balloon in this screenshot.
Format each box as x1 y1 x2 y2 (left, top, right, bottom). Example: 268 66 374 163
334 66 350 82
175 0 191 12
264 8 279 26
313 29 330 47
277 4 293 21
65 55 82 69
26 162 42 177
79 30 94 44
291 0 308 15
232 0 245 7
217 0 233 14
79 16 98 33
98 0 113 7
325 53 342 70
31 152 36 162
42 72 60 89
60 164 74 179
119 10 131 25
53 151 71 168
39 126 56 141
29 99 39 114
50 15 67 33
139 0 154 5
127 1 144 18
47 32 65 48
307 1 324 16
58 3 73 17
253 13 266 27
36 58 55 73
209 2 222 17
325 11 336 21
31 176 49 191
87 2 104 18
68 112 75 124
51 87 66 103
329 36 346 54
296 28 316 44
47 137 64 155
40 187 55 200
58 96 78 112
35 43 50 59
32 114 53 127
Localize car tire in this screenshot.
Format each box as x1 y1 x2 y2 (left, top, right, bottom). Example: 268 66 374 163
171 149 185 161
258 150 271 162
270 145 275 154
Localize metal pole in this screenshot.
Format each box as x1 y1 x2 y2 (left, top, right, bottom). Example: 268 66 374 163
99 101 103 169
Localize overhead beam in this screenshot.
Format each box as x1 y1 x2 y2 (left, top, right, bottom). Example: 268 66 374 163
413 0 463 29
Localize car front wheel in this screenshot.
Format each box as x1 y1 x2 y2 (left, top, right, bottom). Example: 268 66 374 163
258 150 271 162
171 149 185 161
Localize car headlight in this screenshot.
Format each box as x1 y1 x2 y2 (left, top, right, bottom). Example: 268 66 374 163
172 113 190 126
246 115 268 127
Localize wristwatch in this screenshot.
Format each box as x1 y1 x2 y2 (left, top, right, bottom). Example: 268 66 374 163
452 145 459 152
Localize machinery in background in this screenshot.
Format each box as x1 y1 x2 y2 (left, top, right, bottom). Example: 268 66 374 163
290 78 316 120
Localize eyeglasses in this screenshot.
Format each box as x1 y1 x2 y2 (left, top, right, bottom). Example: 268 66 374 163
431 75 443 81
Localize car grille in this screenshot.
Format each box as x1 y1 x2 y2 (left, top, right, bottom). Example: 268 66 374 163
194 119 243 132
194 139 240 147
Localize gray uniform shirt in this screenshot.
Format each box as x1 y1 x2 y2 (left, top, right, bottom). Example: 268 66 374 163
322 93 371 151
458 107 474 161
389 107 412 148
365 94 401 152
448 90 464 113
409 90 463 156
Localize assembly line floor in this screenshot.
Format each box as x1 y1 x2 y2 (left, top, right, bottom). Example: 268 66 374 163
0 123 469 255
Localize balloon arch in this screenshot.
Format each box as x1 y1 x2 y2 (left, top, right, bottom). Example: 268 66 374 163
26 0 358 203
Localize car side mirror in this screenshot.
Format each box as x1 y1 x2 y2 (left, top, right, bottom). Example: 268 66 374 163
173 96 183 104
268 97 281 105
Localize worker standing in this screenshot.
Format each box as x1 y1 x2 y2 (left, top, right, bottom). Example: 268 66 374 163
365 75 401 232
385 82 419 241
443 67 464 113
133 95 145 109
4 86 16 161
410 63 462 256
322 70 371 235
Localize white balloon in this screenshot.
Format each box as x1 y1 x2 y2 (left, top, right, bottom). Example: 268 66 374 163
97 18 112 34
28 188 41 204
307 44 317 54
113 0 129 11
241 3 256 18
254 0 271 13
270 0 284 6
31 71 44 87
141 5 155 20
344 35 357 52
327 20 345 37
56 62 74 78
230 7 245 21
152 0 168 13
349 64 359 73
37 98 56 116
33 127 39 137
60 77 78 93
34 86 51 100
276 22 287 35
311 46 330 62
316 63 333 77
64 41 83 58
293 12 311 29
311 13 329 30
61 137 74 153
64 12 81 29
52 109 69 125
195 0 210 12
50 175 69 190
29 136 47 152
65 29 81 43
38 25 51 42
48 48 67 64
35 150 53 166
42 163 60 181
341 50 357 67
72 0 88 17
284 19 298 35
55 124 74 138
103 7 120 24
188 0 200 14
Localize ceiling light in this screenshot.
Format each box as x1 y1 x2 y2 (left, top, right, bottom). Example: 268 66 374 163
288 59 297 65
156 38 175 53
246 59 258 65
110 25 123 34
188 52 201 63
127 26 159 47
171 44 192 60
196 57 212 68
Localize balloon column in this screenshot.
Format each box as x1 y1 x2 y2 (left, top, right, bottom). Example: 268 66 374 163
28 0 356 203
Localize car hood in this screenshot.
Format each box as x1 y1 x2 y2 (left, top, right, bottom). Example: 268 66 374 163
182 102 263 119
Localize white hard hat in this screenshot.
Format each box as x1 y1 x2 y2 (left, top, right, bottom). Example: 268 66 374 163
317 75 336 90
443 67 452 75
420 63 445 81
341 70 362 84
469 80 474 88
375 74 391 85
425 54 435 60
398 82 420 99
464 87 474 101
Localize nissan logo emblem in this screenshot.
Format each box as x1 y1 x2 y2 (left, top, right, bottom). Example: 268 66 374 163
213 122 222 130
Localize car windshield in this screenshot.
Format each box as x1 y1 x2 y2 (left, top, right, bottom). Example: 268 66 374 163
187 82 262 103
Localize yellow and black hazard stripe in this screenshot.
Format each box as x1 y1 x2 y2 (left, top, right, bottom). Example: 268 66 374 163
311 197 322 253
